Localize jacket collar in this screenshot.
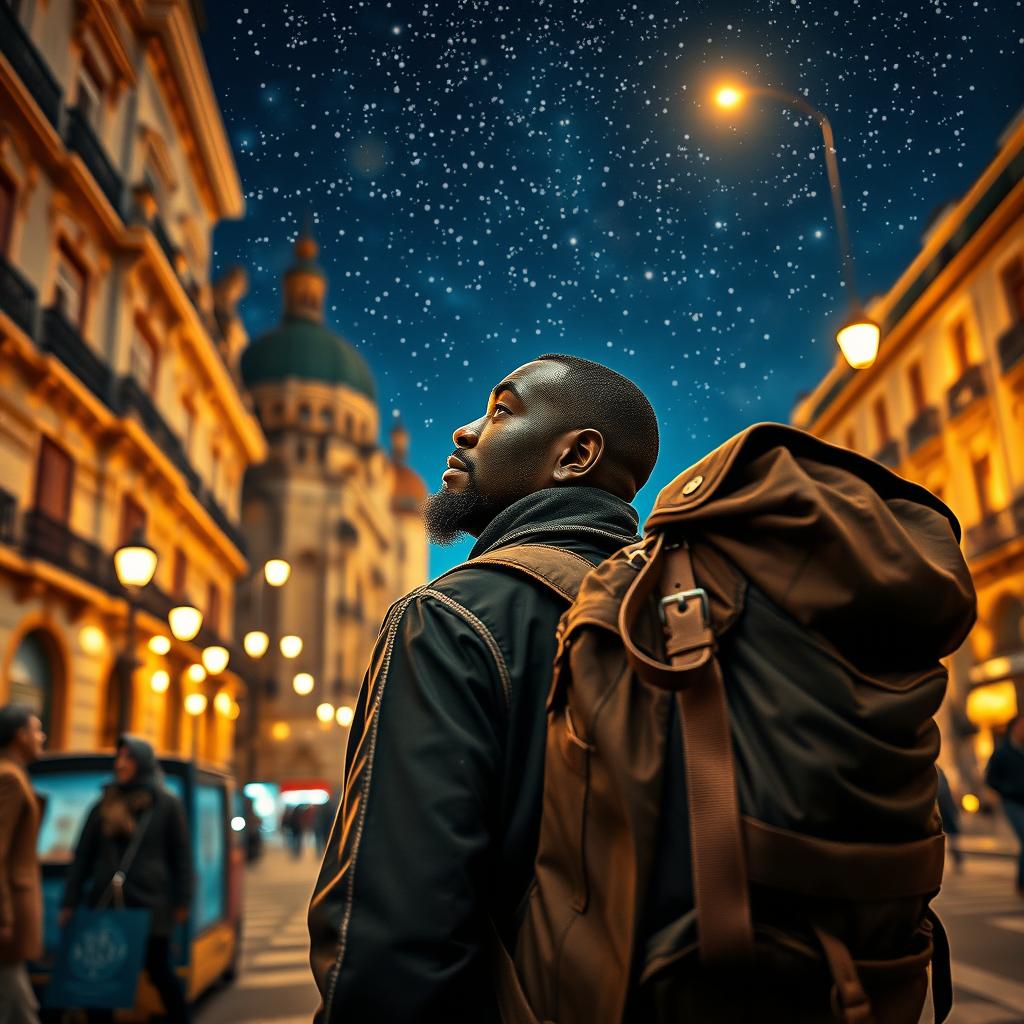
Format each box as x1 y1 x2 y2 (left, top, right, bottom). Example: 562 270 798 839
469 486 640 559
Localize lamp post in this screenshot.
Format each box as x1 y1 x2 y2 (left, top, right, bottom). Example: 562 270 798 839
112 529 159 735
713 84 881 369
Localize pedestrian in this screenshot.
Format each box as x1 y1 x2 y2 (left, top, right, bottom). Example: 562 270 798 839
0 704 46 1024
936 765 964 871
59 736 193 1023
282 805 302 858
315 792 338 854
308 355 653 1020
985 714 1024 897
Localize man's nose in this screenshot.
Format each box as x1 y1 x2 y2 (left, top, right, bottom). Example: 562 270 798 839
453 418 483 449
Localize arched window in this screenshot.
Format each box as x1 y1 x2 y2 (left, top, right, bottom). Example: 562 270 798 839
9 629 62 742
992 594 1024 658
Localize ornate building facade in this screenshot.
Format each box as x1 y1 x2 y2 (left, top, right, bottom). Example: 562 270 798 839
238 232 428 789
792 109 1024 795
0 0 265 767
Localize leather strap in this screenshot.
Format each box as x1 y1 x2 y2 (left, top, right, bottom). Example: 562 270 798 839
814 927 873 1024
437 544 595 605
927 909 953 1023
620 533 754 966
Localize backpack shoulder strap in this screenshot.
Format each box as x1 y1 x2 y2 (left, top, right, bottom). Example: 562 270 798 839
435 543 595 604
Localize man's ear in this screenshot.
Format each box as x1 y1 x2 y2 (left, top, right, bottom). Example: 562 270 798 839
552 428 604 482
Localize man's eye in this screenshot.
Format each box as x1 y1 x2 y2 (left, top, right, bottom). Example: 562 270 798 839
492 404 511 416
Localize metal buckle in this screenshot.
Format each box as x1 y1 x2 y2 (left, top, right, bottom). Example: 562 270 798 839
659 587 710 627
625 544 649 567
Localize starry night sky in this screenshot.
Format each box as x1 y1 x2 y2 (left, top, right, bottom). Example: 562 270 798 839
201 1 1023 575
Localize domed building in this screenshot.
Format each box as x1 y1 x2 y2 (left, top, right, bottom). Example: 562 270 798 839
237 231 428 792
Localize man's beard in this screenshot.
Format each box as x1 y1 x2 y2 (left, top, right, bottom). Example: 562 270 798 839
421 477 491 545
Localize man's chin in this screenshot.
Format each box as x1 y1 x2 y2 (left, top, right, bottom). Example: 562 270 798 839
421 486 486 545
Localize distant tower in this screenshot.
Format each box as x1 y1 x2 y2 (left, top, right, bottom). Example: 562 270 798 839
238 228 428 786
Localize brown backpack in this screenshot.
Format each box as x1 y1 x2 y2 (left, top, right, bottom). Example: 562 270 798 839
465 425 977 1024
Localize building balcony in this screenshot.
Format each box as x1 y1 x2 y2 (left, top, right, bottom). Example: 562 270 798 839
64 106 123 215
0 488 17 545
150 214 179 269
22 509 112 588
116 376 201 494
40 306 113 405
947 364 988 418
964 496 1024 561
997 321 1024 375
0 3 62 128
0 254 38 337
906 406 941 454
872 439 902 469
196 483 248 559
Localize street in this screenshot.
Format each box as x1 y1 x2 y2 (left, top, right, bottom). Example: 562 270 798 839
193 844 1024 1024
195 844 321 1024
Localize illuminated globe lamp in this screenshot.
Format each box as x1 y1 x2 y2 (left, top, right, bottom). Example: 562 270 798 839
113 530 158 589
186 663 207 684
264 559 291 587
292 672 314 696
228 699 241 721
835 314 881 370
150 669 170 694
184 692 208 717
280 635 303 659
148 635 171 656
202 645 230 676
78 625 107 656
335 704 355 728
168 600 203 643
213 691 234 717
316 702 335 723
243 630 270 659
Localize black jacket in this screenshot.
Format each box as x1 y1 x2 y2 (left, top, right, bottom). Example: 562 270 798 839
62 746 192 936
986 725 1024 804
308 486 639 1023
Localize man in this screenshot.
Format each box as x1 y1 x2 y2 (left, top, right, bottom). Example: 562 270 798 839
0 705 46 1024
986 715 1024 896
308 355 658 1022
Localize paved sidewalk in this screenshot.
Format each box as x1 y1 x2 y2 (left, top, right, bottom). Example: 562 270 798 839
195 844 322 1024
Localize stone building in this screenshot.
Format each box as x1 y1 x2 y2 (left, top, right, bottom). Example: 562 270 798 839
0 0 265 767
792 108 1024 795
237 231 428 790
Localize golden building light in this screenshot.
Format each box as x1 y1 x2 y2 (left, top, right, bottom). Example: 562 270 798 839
113 531 159 589
78 625 107 656
213 691 233 717
264 558 292 587
186 663 207 684
316 702 335 723
243 630 270 659
271 721 291 741
168 601 203 642
228 700 241 721
202 645 230 675
292 671 315 696
280 634 303 659
335 704 355 728
836 316 881 370
148 634 172 656
150 669 170 694
184 692 208 717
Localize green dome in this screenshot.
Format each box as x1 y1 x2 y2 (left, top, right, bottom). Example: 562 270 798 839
241 316 377 399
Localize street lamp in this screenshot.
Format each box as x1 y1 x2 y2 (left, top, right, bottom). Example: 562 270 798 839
168 599 203 642
280 635 303 659
113 529 159 734
712 83 881 370
293 672 314 696
264 558 291 587
243 630 270 659
202 645 230 676
316 702 335 723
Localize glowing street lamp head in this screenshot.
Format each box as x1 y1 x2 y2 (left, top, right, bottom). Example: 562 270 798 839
202 645 230 676
184 692 208 717
280 635 303 660
714 85 744 110
113 532 158 589
292 672 315 696
836 316 881 370
264 559 291 587
168 602 203 642
316 702 335 723
243 630 270 659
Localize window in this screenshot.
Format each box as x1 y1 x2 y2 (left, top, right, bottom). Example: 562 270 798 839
210 447 221 498
117 494 146 546
907 362 927 415
76 60 103 131
972 453 993 520
181 398 196 458
172 547 187 598
206 581 221 636
33 438 74 523
872 398 890 446
53 244 88 328
950 320 971 374
130 320 159 394
1003 256 1024 323
0 168 15 257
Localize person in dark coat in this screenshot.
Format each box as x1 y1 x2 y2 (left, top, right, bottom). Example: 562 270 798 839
308 355 656 1022
60 736 193 1022
935 766 963 871
985 714 1024 895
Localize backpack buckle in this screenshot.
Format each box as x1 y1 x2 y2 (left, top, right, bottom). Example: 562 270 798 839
659 587 710 627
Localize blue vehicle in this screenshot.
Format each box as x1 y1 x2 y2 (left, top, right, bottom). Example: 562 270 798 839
29 753 245 1013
